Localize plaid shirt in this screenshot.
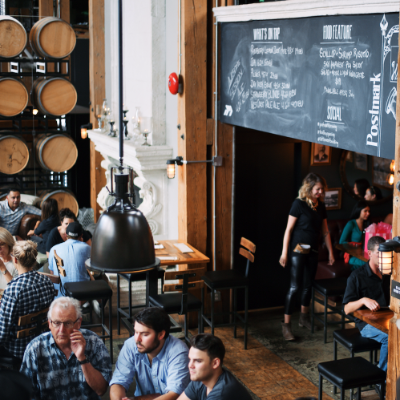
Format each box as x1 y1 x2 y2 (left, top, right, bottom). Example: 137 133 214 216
0 271 56 358
0 200 41 235
20 329 112 400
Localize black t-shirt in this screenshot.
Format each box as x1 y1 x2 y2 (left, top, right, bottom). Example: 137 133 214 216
46 226 92 253
289 198 327 251
184 370 252 400
34 214 60 254
342 262 391 331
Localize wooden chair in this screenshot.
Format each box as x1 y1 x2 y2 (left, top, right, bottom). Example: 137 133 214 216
148 268 204 344
201 237 255 350
52 251 114 363
0 307 49 370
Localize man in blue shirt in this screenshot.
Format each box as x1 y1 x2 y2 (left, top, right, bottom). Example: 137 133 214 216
48 222 91 297
110 307 190 400
178 334 252 400
20 296 112 400
0 188 41 237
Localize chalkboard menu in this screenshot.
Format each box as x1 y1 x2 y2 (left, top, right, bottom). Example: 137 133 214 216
220 14 399 159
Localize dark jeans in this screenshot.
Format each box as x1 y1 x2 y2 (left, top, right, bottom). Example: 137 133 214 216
284 252 319 315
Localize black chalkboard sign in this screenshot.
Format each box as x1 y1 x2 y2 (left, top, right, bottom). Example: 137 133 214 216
220 13 399 159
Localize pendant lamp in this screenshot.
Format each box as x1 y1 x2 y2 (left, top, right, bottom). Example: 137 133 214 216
90 0 159 273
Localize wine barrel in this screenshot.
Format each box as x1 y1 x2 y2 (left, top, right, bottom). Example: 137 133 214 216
38 189 78 216
0 16 27 58
32 77 77 116
0 135 29 174
36 133 78 172
0 78 28 117
29 17 76 59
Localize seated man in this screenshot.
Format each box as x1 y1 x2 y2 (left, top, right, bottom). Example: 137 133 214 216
178 334 252 400
0 188 41 237
48 222 91 297
46 208 92 258
21 296 112 400
343 236 390 377
0 240 56 359
110 307 190 400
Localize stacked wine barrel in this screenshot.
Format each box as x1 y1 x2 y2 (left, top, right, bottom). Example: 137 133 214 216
0 15 79 209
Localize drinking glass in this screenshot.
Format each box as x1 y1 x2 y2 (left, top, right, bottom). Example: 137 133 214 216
140 117 152 146
95 105 103 130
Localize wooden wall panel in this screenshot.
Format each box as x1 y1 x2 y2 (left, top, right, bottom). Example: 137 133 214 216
89 0 106 221
387 12 400 399
177 0 208 253
39 0 53 18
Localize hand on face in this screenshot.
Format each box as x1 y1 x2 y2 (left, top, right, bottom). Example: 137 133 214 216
70 329 86 361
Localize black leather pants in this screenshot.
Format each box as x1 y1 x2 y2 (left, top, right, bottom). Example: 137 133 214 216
284 252 319 315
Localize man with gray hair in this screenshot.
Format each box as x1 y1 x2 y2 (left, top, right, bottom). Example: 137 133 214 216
20 297 112 400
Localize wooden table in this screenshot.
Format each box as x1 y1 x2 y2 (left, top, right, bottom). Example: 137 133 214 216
155 240 210 266
336 243 369 262
353 309 394 334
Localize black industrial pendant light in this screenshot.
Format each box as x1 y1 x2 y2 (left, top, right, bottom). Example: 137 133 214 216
90 0 159 273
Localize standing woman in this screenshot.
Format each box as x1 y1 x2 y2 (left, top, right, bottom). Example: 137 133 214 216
0 228 18 289
279 173 335 340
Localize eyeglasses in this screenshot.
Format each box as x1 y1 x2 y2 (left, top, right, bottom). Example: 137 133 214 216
0 243 7 248
50 318 80 329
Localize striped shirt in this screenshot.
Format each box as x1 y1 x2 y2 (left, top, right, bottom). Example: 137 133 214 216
0 271 56 358
0 200 41 235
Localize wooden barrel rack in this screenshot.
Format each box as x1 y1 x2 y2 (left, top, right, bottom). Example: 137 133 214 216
0 13 78 200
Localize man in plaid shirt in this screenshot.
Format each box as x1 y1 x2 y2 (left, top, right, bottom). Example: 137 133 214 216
0 241 56 359
0 188 41 236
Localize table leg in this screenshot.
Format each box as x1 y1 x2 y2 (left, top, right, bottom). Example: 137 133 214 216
146 268 159 306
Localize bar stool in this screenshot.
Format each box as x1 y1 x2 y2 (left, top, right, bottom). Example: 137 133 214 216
116 267 165 334
148 269 204 344
64 281 113 363
201 237 255 350
333 327 381 397
311 277 350 343
318 357 386 400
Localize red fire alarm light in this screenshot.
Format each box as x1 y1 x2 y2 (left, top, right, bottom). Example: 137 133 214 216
168 72 182 95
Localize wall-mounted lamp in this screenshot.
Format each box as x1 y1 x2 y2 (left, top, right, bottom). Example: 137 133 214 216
81 123 93 139
166 155 223 179
32 108 38 116
378 236 400 275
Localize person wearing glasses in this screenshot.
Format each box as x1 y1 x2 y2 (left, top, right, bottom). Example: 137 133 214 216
20 297 112 400
0 240 56 359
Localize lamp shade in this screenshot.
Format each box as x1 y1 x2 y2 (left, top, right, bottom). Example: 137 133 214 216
166 161 176 179
90 174 159 272
379 250 393 275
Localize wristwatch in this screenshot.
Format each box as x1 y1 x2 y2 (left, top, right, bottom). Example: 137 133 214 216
78 357 90 365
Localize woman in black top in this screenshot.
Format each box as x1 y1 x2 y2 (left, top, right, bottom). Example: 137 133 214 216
27 199 59 255
279 173 335 340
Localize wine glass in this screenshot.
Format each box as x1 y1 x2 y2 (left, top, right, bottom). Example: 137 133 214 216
95 105 103 130
140 117 152 146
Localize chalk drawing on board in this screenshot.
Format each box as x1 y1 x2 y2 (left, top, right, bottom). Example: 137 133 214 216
386 87 397 119
390 47 398 82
